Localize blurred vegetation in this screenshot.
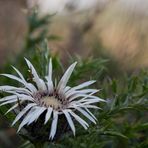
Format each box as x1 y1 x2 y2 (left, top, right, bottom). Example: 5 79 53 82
0 9 147 148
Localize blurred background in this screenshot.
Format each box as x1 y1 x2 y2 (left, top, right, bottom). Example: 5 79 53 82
0 0 148 147
1 0 148 69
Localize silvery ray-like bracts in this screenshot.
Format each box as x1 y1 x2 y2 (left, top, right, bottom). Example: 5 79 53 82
0 58 105 140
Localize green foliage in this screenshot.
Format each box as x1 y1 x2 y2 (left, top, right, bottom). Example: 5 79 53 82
42 63 147 148
25 9 60 51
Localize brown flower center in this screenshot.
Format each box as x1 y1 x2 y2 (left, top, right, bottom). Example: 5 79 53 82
34 91 66 110
40 96 62 109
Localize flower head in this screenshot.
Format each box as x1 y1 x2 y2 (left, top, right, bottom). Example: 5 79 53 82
0 58 105 140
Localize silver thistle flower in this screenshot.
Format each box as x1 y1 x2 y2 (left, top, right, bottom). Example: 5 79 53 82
0 58 105 140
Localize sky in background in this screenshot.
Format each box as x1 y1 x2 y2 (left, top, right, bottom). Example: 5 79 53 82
27 0 108 15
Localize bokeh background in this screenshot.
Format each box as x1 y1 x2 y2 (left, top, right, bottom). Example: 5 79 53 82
1 0 148 69
0 0 148 147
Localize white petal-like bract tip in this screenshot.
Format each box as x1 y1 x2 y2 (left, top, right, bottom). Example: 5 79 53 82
63 110 76 135
49 111 58 140
58 62 77 91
